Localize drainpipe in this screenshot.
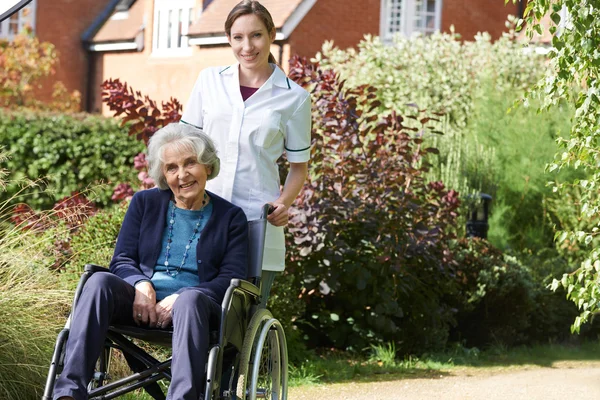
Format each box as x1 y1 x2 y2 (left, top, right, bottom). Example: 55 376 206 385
81 0 122 112
278 42 284 67
85 51 95 112
518 0 524 18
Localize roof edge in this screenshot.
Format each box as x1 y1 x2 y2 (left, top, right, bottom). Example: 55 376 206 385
89 41 137 52
81 0 123 43
280 0 316 38
188 0 317 41
189 31 286 46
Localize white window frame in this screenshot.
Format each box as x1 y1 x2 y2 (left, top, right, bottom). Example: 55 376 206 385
380 0 442 41
0 0 37 41
152 0 195 57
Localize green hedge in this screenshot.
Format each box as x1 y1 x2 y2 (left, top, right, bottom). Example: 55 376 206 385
0 110 144 209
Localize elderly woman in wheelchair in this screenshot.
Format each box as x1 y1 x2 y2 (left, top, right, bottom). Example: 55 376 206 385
52 123 248 400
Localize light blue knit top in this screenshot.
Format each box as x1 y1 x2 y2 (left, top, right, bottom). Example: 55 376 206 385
151 201 213 300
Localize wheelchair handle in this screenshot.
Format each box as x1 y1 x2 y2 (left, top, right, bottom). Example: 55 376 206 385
261 204 275 219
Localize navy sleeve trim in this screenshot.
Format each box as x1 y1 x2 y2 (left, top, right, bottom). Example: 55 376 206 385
285 145 311 152
286 77 291 89
219 66 231 74
180 119 202 130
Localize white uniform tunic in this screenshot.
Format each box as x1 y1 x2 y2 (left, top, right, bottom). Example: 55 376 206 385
181 63 312 271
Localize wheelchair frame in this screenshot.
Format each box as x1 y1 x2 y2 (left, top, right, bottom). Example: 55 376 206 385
43 204 288 400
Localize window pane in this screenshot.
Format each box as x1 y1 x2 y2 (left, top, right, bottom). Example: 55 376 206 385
415 0 423 14
388 0 403 36
427 0 436 13
177 8 183 47
167 9 173 48
9 14 19 35
426 15 435 29
156 10 162 48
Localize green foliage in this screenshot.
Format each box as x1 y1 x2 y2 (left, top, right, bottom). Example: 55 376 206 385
450 238 537 346
509 0 600 333
368 342 397 367
316 24 543 129
266 270 307 365
0 262 70 400
62 202 129 286
0 163 74 399
0 28 80 111
465 82 576 251
0 109 144 209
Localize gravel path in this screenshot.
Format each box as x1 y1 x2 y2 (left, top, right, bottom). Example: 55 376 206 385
288 361 600 400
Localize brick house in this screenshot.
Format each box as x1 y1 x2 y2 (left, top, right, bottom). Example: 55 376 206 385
5 0 525 113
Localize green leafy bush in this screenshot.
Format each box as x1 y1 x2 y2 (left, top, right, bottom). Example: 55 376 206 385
465 82 576 251
316 24 543 129
0 110 144 209
450 238 537 347
62 201 129 286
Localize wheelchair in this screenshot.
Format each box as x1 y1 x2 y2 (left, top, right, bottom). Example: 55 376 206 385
42 204 288 400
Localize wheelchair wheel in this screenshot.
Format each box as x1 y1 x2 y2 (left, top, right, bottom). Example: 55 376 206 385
236 309 288 400
87 343 112 391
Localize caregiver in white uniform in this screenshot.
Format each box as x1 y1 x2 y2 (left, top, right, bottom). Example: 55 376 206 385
180 0 311 306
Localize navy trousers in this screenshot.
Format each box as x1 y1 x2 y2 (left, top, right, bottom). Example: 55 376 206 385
53 272 220 400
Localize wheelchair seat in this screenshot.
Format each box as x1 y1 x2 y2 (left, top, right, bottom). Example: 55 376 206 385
109 325 174 346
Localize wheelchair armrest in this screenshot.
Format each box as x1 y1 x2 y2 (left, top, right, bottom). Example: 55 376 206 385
68 264 109 320
84 264 109 273
229 278 260 297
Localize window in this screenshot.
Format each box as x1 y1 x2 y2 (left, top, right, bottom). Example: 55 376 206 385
381 0 442 40
0 0 36 41
152 0 195 55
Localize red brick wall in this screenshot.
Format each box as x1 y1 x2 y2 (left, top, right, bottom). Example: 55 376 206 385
35 0 108 109
288 0 381 60
441 0 522 41
287 0 523 61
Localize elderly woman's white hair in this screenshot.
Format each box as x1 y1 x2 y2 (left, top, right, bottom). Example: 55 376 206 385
147 123 220 190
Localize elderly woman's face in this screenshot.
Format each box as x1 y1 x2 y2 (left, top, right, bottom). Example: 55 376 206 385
162 144 211 210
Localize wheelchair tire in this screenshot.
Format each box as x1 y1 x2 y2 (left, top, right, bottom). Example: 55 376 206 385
87 344 112 391
235 309 288 400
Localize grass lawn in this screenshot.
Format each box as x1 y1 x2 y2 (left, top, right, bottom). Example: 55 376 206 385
288 340 600 386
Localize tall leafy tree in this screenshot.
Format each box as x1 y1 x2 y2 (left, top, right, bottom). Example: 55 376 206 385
0 28 80 110
510 0 600 332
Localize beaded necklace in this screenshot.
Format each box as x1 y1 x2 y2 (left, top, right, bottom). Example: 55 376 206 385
163 193 208 277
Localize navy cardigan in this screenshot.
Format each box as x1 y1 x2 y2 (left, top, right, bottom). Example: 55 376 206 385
109 188 248 305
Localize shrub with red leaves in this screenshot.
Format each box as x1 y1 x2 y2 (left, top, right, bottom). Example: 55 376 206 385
13 191 97 231
52 192 98 229
101 78 182 145
101 79 180 196
285 55 461 352
11 203 48 231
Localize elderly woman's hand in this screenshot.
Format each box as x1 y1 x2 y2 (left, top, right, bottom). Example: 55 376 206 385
133 281 157 327
267 201 288 227
155 294 179 329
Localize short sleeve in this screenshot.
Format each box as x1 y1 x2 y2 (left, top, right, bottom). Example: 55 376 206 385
180 72 204 130
284 93 312 163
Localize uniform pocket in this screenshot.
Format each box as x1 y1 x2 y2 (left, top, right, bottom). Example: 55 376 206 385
255 111 282 148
